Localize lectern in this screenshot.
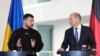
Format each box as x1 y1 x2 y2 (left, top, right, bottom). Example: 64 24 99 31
57 51 96 56
0 52 34 56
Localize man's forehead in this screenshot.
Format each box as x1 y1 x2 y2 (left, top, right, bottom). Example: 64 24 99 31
26 17 34 20
70 12 80 16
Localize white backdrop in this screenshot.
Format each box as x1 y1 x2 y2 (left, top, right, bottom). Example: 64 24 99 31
0 0 91 53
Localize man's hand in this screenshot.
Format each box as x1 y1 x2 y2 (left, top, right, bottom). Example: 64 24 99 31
58 48 65 51
16 38 22 47
31 39 36 48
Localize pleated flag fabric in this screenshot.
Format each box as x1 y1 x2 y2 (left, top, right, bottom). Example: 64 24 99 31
2 0 23 51
90 0 100 56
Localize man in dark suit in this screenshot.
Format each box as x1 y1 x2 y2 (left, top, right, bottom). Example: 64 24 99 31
58 12 96 51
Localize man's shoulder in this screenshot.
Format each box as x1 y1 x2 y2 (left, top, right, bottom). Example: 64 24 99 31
65 27 73 33
13 27 23 33
81 25 93 33
82 25 91 30
31 28 39 33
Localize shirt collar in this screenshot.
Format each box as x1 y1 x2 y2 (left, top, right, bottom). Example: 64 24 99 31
73 24 81 29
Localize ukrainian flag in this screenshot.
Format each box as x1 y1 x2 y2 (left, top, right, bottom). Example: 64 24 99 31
2 0 23 51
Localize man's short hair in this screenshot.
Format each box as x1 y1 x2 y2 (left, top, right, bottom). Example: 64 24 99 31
70 12 81 21
74 13 81 21
23 13 34 20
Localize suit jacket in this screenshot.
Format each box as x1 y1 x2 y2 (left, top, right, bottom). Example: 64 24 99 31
61 25 96 51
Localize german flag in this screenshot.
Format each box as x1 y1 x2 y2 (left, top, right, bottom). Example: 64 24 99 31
90 0 100 56
2 0 23 51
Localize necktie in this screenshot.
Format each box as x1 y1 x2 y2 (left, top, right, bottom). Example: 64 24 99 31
75 28 78 43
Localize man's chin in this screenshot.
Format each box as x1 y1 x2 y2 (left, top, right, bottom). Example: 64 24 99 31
70 25 73 27
27 26 33 29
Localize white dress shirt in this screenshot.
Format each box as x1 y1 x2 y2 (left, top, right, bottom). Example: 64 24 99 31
73 24 81 41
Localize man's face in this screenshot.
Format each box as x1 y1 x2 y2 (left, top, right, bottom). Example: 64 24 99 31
24 17 34 28
69 15 80 27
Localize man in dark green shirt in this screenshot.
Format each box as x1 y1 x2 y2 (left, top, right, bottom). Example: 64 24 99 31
8 14 44 56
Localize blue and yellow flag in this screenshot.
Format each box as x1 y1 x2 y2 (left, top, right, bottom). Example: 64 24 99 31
2 0 23 51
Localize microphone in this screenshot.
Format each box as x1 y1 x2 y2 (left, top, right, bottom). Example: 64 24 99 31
82 45 88 51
